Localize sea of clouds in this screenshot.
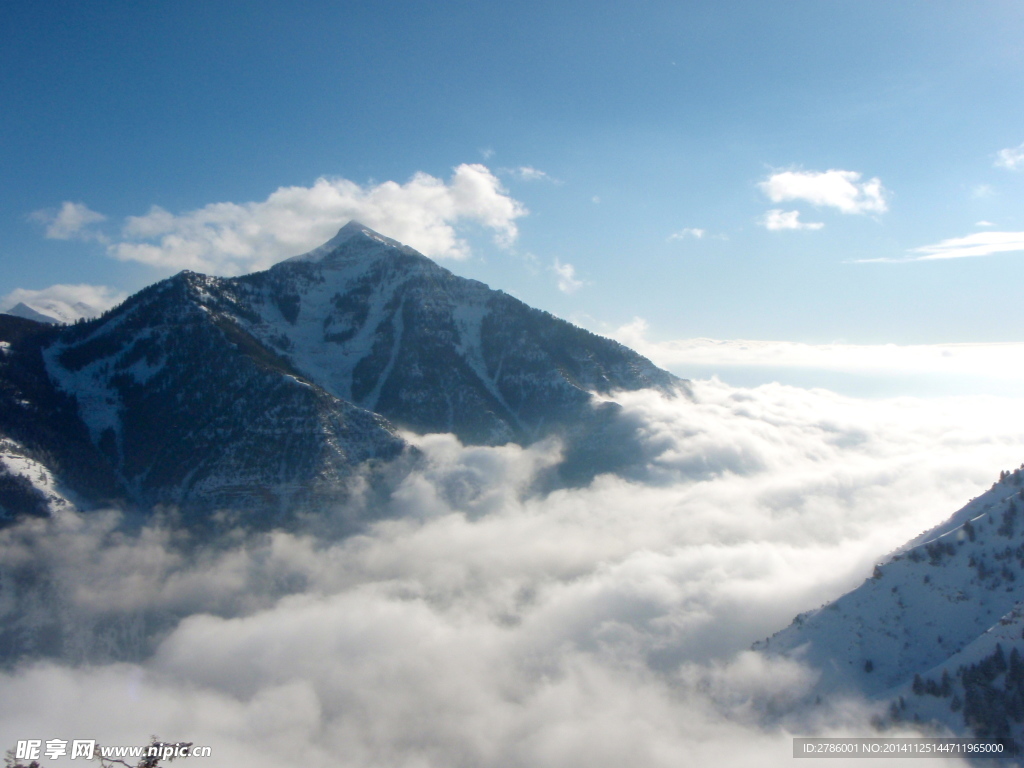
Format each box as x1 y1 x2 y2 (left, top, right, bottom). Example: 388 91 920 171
3 379 1023 766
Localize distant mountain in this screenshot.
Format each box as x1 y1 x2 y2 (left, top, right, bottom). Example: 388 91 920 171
2 297 107 325
3 301 59 324
0 222 684 524
759 466 1024 745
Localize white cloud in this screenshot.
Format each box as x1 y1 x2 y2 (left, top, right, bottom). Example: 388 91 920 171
103 164 527 275
29 201 107 241
1 283 127 322
669 227 706 240
995 142 1024 170
975 220 995 227
3 381 1024 766
759 169 888 214
552 258 583 293
759 209 824 231
907 230 1024 261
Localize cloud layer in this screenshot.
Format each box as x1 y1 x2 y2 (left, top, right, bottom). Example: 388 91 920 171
2 380 1022 766
613 318 1024 396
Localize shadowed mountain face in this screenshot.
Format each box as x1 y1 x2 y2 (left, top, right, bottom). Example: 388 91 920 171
40 270 406 520
0 223 684 523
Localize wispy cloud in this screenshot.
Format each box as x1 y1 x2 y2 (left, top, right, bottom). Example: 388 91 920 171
995 142 1024 170
906 230 1024 261
29 202 108 242
759 209 823 231
759 169 888 215
507 166 556 183
552 258 583 293
669 227 706 240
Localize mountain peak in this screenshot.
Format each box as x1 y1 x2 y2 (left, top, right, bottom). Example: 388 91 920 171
4 302 60 324
336 219 371 237
284 220 407 265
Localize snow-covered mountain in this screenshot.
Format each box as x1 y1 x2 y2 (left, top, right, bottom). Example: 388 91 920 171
4 302 60 324
759 466 1024 744
0 222 683 523
3 296 110 324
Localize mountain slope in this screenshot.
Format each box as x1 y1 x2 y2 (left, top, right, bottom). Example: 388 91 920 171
759 466 1024 743
0 314 121 520
41 270 405 520
229 221 682 445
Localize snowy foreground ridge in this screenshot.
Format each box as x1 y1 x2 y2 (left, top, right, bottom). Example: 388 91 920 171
763 466 1024 745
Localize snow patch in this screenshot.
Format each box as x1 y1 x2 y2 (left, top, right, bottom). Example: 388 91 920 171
0 442 77 513
43 342 123 447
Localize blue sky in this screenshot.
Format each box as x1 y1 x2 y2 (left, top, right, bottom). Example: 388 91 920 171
5 1 1024 392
